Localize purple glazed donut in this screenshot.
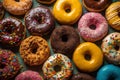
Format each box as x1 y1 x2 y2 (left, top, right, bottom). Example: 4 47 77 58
78 12 108 42
25 6 55 36
15 70 43 80
0 48 21 80
0 17 26 47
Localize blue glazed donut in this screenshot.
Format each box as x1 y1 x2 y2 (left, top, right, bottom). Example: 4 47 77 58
97 65 120 80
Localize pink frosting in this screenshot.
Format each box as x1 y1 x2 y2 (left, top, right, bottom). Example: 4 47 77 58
15 70 43 80
78 12 108 42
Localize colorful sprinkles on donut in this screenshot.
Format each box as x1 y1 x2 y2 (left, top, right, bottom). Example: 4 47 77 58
0 49 21 80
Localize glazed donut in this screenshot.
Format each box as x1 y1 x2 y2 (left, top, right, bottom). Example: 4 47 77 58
83 0 111 12
25 6 55 36
42 53 73 80
0 48 21 80
20 36 50 66
78 12 108 42
97 65 120 80
0 17 26 47
73 42 103 72
70 73 95 80
15 70 43 80
106 2 120 30
101 32 120 65
3 0 32 15
37 0 56 4
50 25 80 57
0 2 4 19
53 0 82 24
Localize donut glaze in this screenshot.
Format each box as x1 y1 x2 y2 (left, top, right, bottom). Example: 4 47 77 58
3 0 32 15
102 32 120 65
15 70 43 80
106 2 120 30
25 6 55 36
53 0 82 24
70 73 95 80
37 0 56 4
0 2 4 19
0 48 21 80
78 12 108 42
0 17 26 47
50 25 80 57
97 65 120 80
83 0 111 12
73 42 103 72
20 36 50 66
42 53 73 80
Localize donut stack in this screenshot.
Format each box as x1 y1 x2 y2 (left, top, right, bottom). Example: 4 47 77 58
0 0 120 80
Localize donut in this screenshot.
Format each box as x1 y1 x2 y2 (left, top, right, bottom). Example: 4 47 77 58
78 12 108 42
53 0 82 24
20 36 50 66
83 0 111 12
97 65 120 80
101 32 120 65
50 25 80 57
0 17 26 47
0 48 21 80
70 73 95 80
73 42 103 72
0 2 4 19
25 6 55 36
42 53 73 80
15 70 43 80
37 0 56 4
3 0 32 15
106 2 120 30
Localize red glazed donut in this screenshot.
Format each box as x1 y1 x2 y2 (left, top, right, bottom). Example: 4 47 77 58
0 17 26 47
78 12 108 42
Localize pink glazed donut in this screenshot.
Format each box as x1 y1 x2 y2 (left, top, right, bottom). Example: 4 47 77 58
78 12 108 42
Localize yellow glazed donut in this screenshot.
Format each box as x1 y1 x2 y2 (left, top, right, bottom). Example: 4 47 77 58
106 2 120 30
3 0 32 15
53 0 82 24
73 42 103 72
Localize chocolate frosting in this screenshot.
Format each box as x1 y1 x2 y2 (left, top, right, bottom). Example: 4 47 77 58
25 6 55 36
0 17 25 47
84 0 112 10
70 73 95 80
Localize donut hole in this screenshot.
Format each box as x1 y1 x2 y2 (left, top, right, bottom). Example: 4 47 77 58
118 12 120 17
89 24 96 30
34 14 44 24
30 43 39 54
15 0 20 2
0 64 5 69
108 76 115 80
84 52 91 61
54 65 61 72
114 45 119 51
64 4 71 13
61 35 68 42
4 24 14 34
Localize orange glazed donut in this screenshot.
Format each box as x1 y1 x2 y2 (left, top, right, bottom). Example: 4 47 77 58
73 42 103 72
20 36 50 66
3 0 32 15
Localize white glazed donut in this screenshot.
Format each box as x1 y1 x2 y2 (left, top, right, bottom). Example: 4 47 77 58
102 32 120 65
42 53 73 80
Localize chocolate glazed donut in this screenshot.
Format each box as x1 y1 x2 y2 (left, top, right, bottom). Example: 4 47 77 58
70 73 95 80
25 6 55 36
50 25 80 57
37 0 56 4
83 0 112 12
0 17 26 47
